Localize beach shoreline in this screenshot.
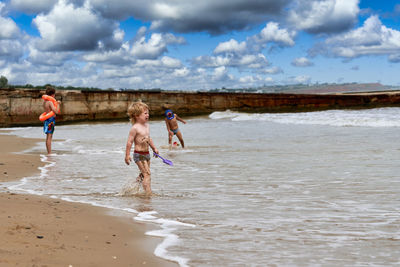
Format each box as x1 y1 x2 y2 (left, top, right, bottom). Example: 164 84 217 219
0 132 177 267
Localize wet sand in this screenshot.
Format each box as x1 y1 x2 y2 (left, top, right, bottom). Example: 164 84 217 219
0 133 177 267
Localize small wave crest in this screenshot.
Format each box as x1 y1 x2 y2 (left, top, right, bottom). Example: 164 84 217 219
135 211 195 267
209 108 400 127
208 110 240 120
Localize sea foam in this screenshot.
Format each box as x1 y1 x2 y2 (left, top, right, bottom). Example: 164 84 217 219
209 108 400 127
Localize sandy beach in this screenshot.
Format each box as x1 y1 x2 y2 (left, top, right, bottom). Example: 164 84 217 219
0 133 177 267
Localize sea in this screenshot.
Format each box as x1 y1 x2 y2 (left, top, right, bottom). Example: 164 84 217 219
2 107 400 266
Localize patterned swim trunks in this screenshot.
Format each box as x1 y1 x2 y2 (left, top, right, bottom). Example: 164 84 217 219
43 116 55 134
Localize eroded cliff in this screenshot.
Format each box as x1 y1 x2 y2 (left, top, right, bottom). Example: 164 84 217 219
1 89 400 127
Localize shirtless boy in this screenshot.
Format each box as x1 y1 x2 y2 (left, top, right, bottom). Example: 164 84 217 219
164 109 187 149
125 101 159 195
42 86 61 154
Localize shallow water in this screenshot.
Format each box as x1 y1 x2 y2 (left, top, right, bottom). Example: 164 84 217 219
3 108 400 266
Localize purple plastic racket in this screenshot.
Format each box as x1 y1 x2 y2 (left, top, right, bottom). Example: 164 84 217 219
153 152 173 166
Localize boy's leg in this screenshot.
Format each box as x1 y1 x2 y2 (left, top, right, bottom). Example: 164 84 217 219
136 173 144 183
168 132 173 143
168 132 173 148
176 131 185 148
136 160 151 195
46 133 53 154
44 117 55 154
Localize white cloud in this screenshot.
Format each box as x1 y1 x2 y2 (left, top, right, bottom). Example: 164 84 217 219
173 67 189 77
214 39 247 54
239 75 258 83
0 3 20 39
33 0 120 51
193 53 269 69
28 46 73 66
238 75 275 86
289 0 359 34
112 29 125 44
152 2 181 19
252 22 296 47
214 22 295 56
0 40 24 60
262 66 283 74
161 56 182 68
131 32 185 59
312 16 400 61
131 33 166 59
195 22 292 71
213 66 230 81
290 75 311 84
83 30 185 65
238 54 268 68
291 57 314 67
0 16 20 39
192 55 230 68
264 77 274 83
82 43 133 65
388 54 400 63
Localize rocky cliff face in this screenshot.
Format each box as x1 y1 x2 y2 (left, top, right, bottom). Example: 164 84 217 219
1 89 400 127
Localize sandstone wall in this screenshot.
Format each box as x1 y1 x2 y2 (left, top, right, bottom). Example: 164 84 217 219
1 89 400 127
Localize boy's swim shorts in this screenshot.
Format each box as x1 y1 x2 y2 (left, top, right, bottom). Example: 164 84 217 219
43 117 55 134
171 128 179 135
133 150 151 163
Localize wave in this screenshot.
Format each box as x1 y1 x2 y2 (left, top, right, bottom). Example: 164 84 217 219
209 108 400 127
136 211 195 267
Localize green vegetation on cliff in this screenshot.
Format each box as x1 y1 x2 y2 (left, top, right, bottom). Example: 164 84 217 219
0 75 399 94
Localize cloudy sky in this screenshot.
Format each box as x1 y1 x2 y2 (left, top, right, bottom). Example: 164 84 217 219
1 0 399 90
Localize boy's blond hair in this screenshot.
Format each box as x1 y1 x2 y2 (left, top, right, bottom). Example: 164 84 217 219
127 101 149 124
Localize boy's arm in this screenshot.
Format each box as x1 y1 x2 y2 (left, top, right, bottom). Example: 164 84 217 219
148 137 159 155
165 119 172 133
49 101 61 114
125 127 136 165
176 114 187 124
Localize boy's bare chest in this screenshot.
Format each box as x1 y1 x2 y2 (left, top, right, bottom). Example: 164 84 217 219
168 118 178 126
134 125 149 136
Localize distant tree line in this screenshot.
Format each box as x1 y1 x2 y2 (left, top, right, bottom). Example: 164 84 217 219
0 76 8 88
0 76 103 91
0 75 165 92
1 75 395 93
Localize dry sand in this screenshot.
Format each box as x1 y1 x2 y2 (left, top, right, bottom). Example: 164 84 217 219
0 133 177 267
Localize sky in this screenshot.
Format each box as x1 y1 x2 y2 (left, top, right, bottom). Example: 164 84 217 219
0 0 400 90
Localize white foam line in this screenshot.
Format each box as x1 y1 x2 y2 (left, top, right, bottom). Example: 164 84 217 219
134 211 195 267
209 108 400 128
55 197 195 266
56 138 75 146
7 154 55 193
7 177 42 195
150 230 189 267
4 152 195 267
0 127 34 132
